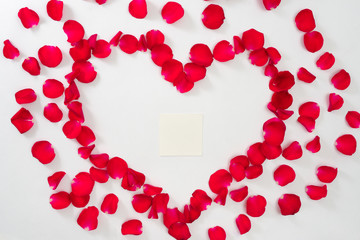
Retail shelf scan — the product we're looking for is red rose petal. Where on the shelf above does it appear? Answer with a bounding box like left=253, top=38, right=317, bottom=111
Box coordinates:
left=146, top=30, right=165, bottom=50
left=230, top=186, right=248, bottom=202
left=92, top=40, right=111, bottom=58
left=275, top=109, right=294, bottom=120
left=138, top=34, right=147, bottom=52
left=189, top=43, right=213, bottom=67
left=70, top=40, right=91, bottom=62
left=71, top=172, right=95, bottom=196
left=233, top=36, right=245, bottom=54
left=242, top=29, right=265, bottom=51
left=89, top=167, right=109, bottom=183
left=183, top=204, right=201, bottom=223
left=77, top=206, right=99, bottom=231
left=122, top=219, right=143, bottom=235
left=208, top=226, right=226, bottom=240
left=15, top=88, right=37, bottom=104
left=274, top=165, right=296, bottom=186
left=143, top=184, right=163, bottom=196
left=271, top=91, right=293, bottom=110
left=63, top=20, right=85, bottom=44
left=18, top=7, right=39, bottom=29
left=269, top=71, right=295, bottom=92
left=38, top=45, right=62, bottom=68
left=263, top=117, right=286, bottom=145
left=161, top=59, right=183, bottom=83
left=151, top=44, right=173, bottom=66
left=295, top=9, right=316, bottom=32
left=22, top=57, right=41, bottom=76
left=70, top=192, right=90, bottom=208
left=213, top=40, right=235, bottom=62
left=266, top=47, right=281, bottom=64
left=184, top=63, right=206, bottom=82
left=247, top=142, right=266, bottom=165
left=209, top=169, right=233, bottom=194
left=62, top=120, right=82, bottom=139
left=64, top=81, right=80, bottom=105
left=162, top=2, right=184, bottom=24
left=50, top=191, right=71, bottom=210
left=328, top=93, right=344, bottom=112
left=190, top=189, right=212, bottom=211
left=101, top=193, right=119, bottom=214
left=107, top=157, right=128, bottom=179
left=246, top=195, right=267, bottom=217
left=282, top=141, right=303, bottom=160
left=297, top=67, right=316, bottom=83
left=335, top=134, right=357, bottom=156
left=245, top=165, right=263, bottom=179
left=174, top=72, right=194, bottom=93
left=67, top=101, right=84, bottom=123
left=72, top=61, right=97, bottom=83
left=3, top=40, right=20, bottom=59
left=148, top=193, right=169, bottom=219
left=129, top=0, right=147, bottom=19
left=31, top=141, right=55, bottom=164
left=11, top=108, right=34, bottom=134
left=119, top=34, right=139, bottom=54
left=249, top=48, right=269, bottom=67
left=229, top=156, right=247, bottom=181
left=163, top=208, right=184, bottom=228
left=44, top=103, right=63, bottom=122
left=304, top=31, right=324, bottom=53
left=306, top=136, right=321, bottom=153
left=202, top=4, right=225, bottom=30
left=96, top=0, right=107, bottom=5
left=316, top=166, right=338, bottom=183
left=306, top=185, right=327, bottom=200
left=43, top=79, right=64, bottom=99
left=316, top=52, right=335, bottom=70
left=168, top=222, right=191, bottom=240
left=236, top=214, right=251, bottom=235
left=78, top=144, right=95, bottom=159
left=297, top=116, right=316, bottom=132
left=262, top=0, right=281, bottom=10
left=89, top=153, right=109, bottom=168
left=346, top=111, right=360, bottom=128
left=132, top=194, right=152, bottom=213
left=214, top=188, right=228, bottom=206
left=264, top=64, right=278, bottom=78
left=47, top=0, right=63, bottom=21
left=299, top=101, right=320, bottom=119
left=331, top=69, right=351, bottom=90
left=278, top=194, right=301, bottom=215
left=48, top=171, right=66, bottom=190
left=121, top=168, right=146, bottom=191
left=87, top=34, right=97, bottom=50
left=261, top=141, right=282, bottom=160
left=110, top=31, right=123, bottom=47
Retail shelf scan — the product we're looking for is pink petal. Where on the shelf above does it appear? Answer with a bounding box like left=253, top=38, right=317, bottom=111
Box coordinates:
left=50, top=191, right=71, bottom=210
left=189, top=43, right=213, bottom=67
left=71, top=172, right=95, bottom=196
left=242, top=29, right=265, bottom=51
left=72, top=61, right=97, bottom=83
left=208, top=226, right=226, bottom=240
left=245, top=165, right=263, bottom=179
left=38, top=45, right=62, bottom=68
left=264, top=64, right=278, bottom=77
left=119, top=34, right=139, bottom=54
left=278, top=194, right=301, bottom=215
left=209, top=169, right=233, bottom=194
left=233, top=36, right=245, bottom=54
left=22, top=57, right=41, bottom=76
left=229, top=156, right=247, bottom=182
left=145, top=30, right=165, bottom=50
left=230, top=186, right=248, bottom=202
left=48, top=171, right=66, bottom=190
left=213, top=40, right=235, bottom=62
left=306, top=185, right=327, bottom=200
left=107, top=157, right=128, bottom=179
left=261, top=141, right=282, bottom=160
left=174, top=72, right=194, bottom=93
left=273, top=165, right=295, bottom=186
left=236, top=214, right=251, bottom=235
left=101, top=193, right=119, bottom=214
left=3, top=40, right=20, bottom=59
left=143, top=184, right=163, bottom=196
left=190, top=189, right=212, bottom=211
left=316, top=52, right=335, bottom=70
left=214, top=188, right=228, bottom=206
left=132, top=194, right=152, bottom=213
left=64, top=81, right=80, bottom=105
left=316, top=166, right=338, bottom=183
left=246, top=195, right=267, bottom=217
left=62, top=120, right=81, bottom=139
left=92, top=40, right=111, bottom=58
left=266, top=47, right=281, bottom=64
left=331, top=69, right=351, bottom=90
left=11, top=108, right=34, bottom=134
left=148, top=193, right=169, bottom=219
left=282, top=141, right=303, bottom=160
left=44, top=103, right=63, bottom=122
left=161, top=59, right=183, bottom=82
left=110, top=31, right=123, bottom=47
left=168, top=223, right=191, bottom=240
left=249, top=48, right=268, bottom=66
left=67, top=101, right=84, bottom=123
left=162, top=2, right=184, bottom=24
left=247, top=142, right=266, bottom=165
left=328, top=93, right=344, bottom=112
left=346, top=111, right=360, bottom=128
left=183, top=204, right=201, bottom=223
left=201, top=4, right=225, bottom=30
left=335, top=134, right=357, bottom=156
left=18, top=7, right=39, bottom=29
left=262, top=0, right=281, bottom=10
left=263, top=117, right=286, bottom=145
left=138, top=34, right=147, bottom=52
left=31, top=141, right=55, bottom=164
left=78, top=144, right=95, bottom=159
left=70, top=192, right=90, bottom=208
left=15, top=88, right=37, bottom=104
left=63, top=20, right=84, bottom=44
left=121, top=168, right=146, bottom=191
left=89, top=153, right=109, bottom=168
left=47, top=0, right=63, bottom=21
left=43, top=79, right=64, bottom=99
left=297, top=67, right=316, bottom=83
left=297, top=116, right=316, bottom=132
left=306, top=136, right=321, bottom=153
left=295, top=9, right=316, bottom=32
left=304, top=31, right=324, bottom=53
left=129, top=0, right=147, bottom=19
left=70, top=40, right=91, bottom=62
left=151, top=44, right=173, bottom=66
left=89, top=167, right=109, bottom=183
left=299, top=101, right=320, bottom=119
left=77, top=206, right=99, bottom=231
left=184, top=63, right=206, bottom=82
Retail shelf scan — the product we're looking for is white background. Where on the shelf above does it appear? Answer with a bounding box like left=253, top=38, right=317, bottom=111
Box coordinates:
left=0, top=0, right=360, bottom=239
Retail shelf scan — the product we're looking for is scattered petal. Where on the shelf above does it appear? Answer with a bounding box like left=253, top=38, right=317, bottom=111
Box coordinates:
left=174, top=72, right=194, bottom=93
left=31, top=141, right=55, bottom=164
left=67, top=101, right=84, bottom=123
left=132, top=194, right=152, bottom=213
left=151, top=44, right=173, bottom=66
left=50, top=191, right=71, bottom=210
left=233, top=36, right=245, bottom=54
left=242, top=29, right=264, bottom=51
left=209, top=169, right=232, bottom=194
left=70, top=192, right=90, bottom=208
left=249, top=48, right=268, bottom=66
left=247, top=142, right=266, bottom=165
left=121, top=168, right=146, bottom=191
left=230, top=186, right=248, bottom=202
left=190, top=189, right=212, bottom=211
left=64, top=81, right=80, bottom=105
left=317, top=166, right=338, bottom=183
left=43, top=79, right=64, bottom=99
left=316, top=52, right=335, bottom=70
left=107, top=157, right=128, bottom=179
left=162, top=2, right=184, bottom=24
left=264, top=64, right=278, bottom=77
left=77, top=206, right=99, bottom=231
left=263, top=117, right=286, bottom=145
left=229, top=156, right=247, bottom=181
left=63, top=20, right=85, bottom=44
left=213, top=40, right=235, bottom=62
left=274, top=165, right=296, bottom=186
left=78, top=144, right=95, bottom=159
left=208, top=226, right=226, bottom=240
left=306, top=136, right=321, bottom=153
left=163, top=208, right=184, bottom=228
left=278, top=194, right=301, bottom=215
left=38, top=45, right=62, bottom=68
left=297, top=116, right=316, bottom=132
left=246, top=195, right=267, bottom=217
left=143, top=184, right=163, bottom=196
left=71, top=172, right=95, bottom=196
left=110, top=31, right=123, bottom=47
left=346, top=111, right=360, bottom=128
left=266, top=47, right=281, bottom=64
left=129, top=0, right=147, bottom=19
left=11, top=108, right=34, bottom=134
left=146, top=30, right=165, bottom=50
left=183, top=204, right=201, bottom=223
left=282, top=141, right=303, bottom=160
left=295, top=9, right=316, bottom=32
left=15, top=88, right=37, bottom=104
left=89, top=167, right=109, bottom=183
left=214, top=188, right=228, bottom=206
left=22, top=57, right=41, bottom=76
left=297, top=67, right=316, bottom=83
left=119, top=34, right=139, bottom=54
left=299, top=101, right=320, bottom=119
left=261, top=141, right=282, bottom=160
left=184, top=63, right=206, bottom=82
left=18, top=7, right=39, bottom=29
left=92, top=40, right=111, bottom=58
left=201, top=4, right=225, bottom=30
left=48, top=171, right=66, bottom=190
left=328, top=93, right=344, bottom=112
left=269, top=71, right=295, bottom=92
left=101, top=193, right=119, bottom=214
left=306, top=185, right=327, bottom=200
left=3, top=40, right=20, bottom=59
left=236, top=214, right=251, bottom=235
left=245, top=165, right=263, bottom=179
left=262, top=0, right=281, bottom=11
left=189, top=43, right=213, bottom=67
left=89, top=153, right=109, bottom=168
left=331, top=69, right=351, bottom=90
left=271, top=91, right=293, bottom=110
left=138, top=34, right=147, bottom=52
left=148, top=193, right=169, bottom=219
left=62, top=120, right=82, bottom=139
left=44, top=103, right=63, bottom=122
left=72, top=61, right=97, bottom=83
left=335, top=134, right=357, bottom=156
left=304, top=31, right=324, bottom=53
left=168, top=222, right=191, bottom=240
left=47, top=0, right=63, bottom=21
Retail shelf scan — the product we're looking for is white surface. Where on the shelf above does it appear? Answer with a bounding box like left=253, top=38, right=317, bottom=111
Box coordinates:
left=159, top=114, right=203, bottom=156
left=0, top=0, right=360, bottom=240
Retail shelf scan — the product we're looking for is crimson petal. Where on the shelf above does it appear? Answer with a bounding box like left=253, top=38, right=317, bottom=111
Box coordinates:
left=242, top=29, right=265, bottom=51
left=71, top=172, right=95, bottom=196
left=264, top=64, right=278, bottom=78
left=168, top=222, right=191, bottom=240
left=164, top=208, right=184, bottom=228
left=32, top=141, right=55, bottom=164
left=77, top=206, right=99, bottom=231
left=282, top=141, right=302, bottom=160
left=162, top=2, right=184, bottom=24
left=78, top=144, right=95, bottom=159
left=47, top=0, right=63, bottom=21
left=70, top=193, right=90, bottom=208
left=138, top=34, right=147, bottom=52
left=263, top=117, right=286, bottom=145
left=38, top=45, right=62, bottom=68
left=328, top=93, right=344, bottom=112
left=89, top=167, right=109, bottom=183
left=143, top=184, right=163, bottom=196
left=101, top=193, right=119, bottom=214
left=161, top=59, right=183, bottom=83
left=183, top=204, right=201, bottom=223
left=331, top=69, right=351, bottom=90
left=15, top=88, right=37, bottom=104
left=122, top=219, right=143, bottom=235
left=213, top=40, right=235, bottom=62
left=44, top=103, right=63, bottom=122
left=18, top=7, right=39, bottom=29
left=201, top=4, right=225, bottom=30
left=132, top=194, right=152, bottom=213
left=233, top=36, right=245, bottom=54
left=262, top=0, right=281, bottom=11
left=306, top=136, right=321, bottom=153
left=50, top=191, right=71, bottom=210
left=266, top=47, right=281, bottom=64
left=189, top=43, right=213, bottom=67
left=129, top=0, right=147, bottom=19
left=306, top=185, right=327, bottom=200
left=92, top=40, right=111, bottom=58
left=247, top=142, right=266, bottom=165
left=274, top=165, right=295, bottom=186
left=304, top=31, right=324, bottom=53
left=107, top=157, right=128, bottom=179
left=249, top=48, right=268, bottom=67
left=316, top=52, right=335, bottom=70
left=230, top=186, right=248, bottom=202
left=146, top=30, right=165, bottom=50
left=236, top=214, right=251, bottom=235
left=269, top=71, right=295, bottom=92
left=208, top=226, right=226, bottom=240
left=278, top=194, right=301, bottom=215
left=63, top=20, right=84, bottom=44
left=119, top=34, right=139, bottom=54
left=67, top=101, right=84, bottom=123
left=3, top=40, right=20, bottom=59
left=151, top=44, right=173, bottom=66
left=297, top=67, right=316, bottom=83
left=245, top=165, right=263, bottom=179
left=190, top=190, right=212, bottom=211
left=209, top=169, right=232, bottom=194
left=43, top=79, right=64, bottom=99
left=346, top=111, right=360, bottom=128
left=214, top=188, right=228, bottom=206
left=11, top=108, right=34, bottom=134
left=246, top=195, right=267, bottom=217
left=174, top=73, right=194, bottom=93
left=110, top=31, right=123, bottom=47
left=271, top=91, right=293, bottom=110
left=22, top=57, right=41, bottom=76
left=299, top=101, right=320, bottom=119
left=261, top=141, right=282, bottom=160
left=89, top=153, right=109, bottom=168
left=295, top=9, right=316, bottom=32
left=297, top=116, right=316, bottom=132
left=121, top=168, right=146, bottom=191
left=70, top=40, right=91, bottom=62
left=317, top=166, right=337, bottom=183
left=72, top=61, right=97, bottom=83
left=64, top=81, right=80, bottom=105
left=229, top=156, right=247, bottom=182
left=335, top=134, right=357, bottom=156
left=48, top=171, right=65, bottom=190
left=148, top=193, right=169, bottom=219
left=62, top=120, right=81, bottom=139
